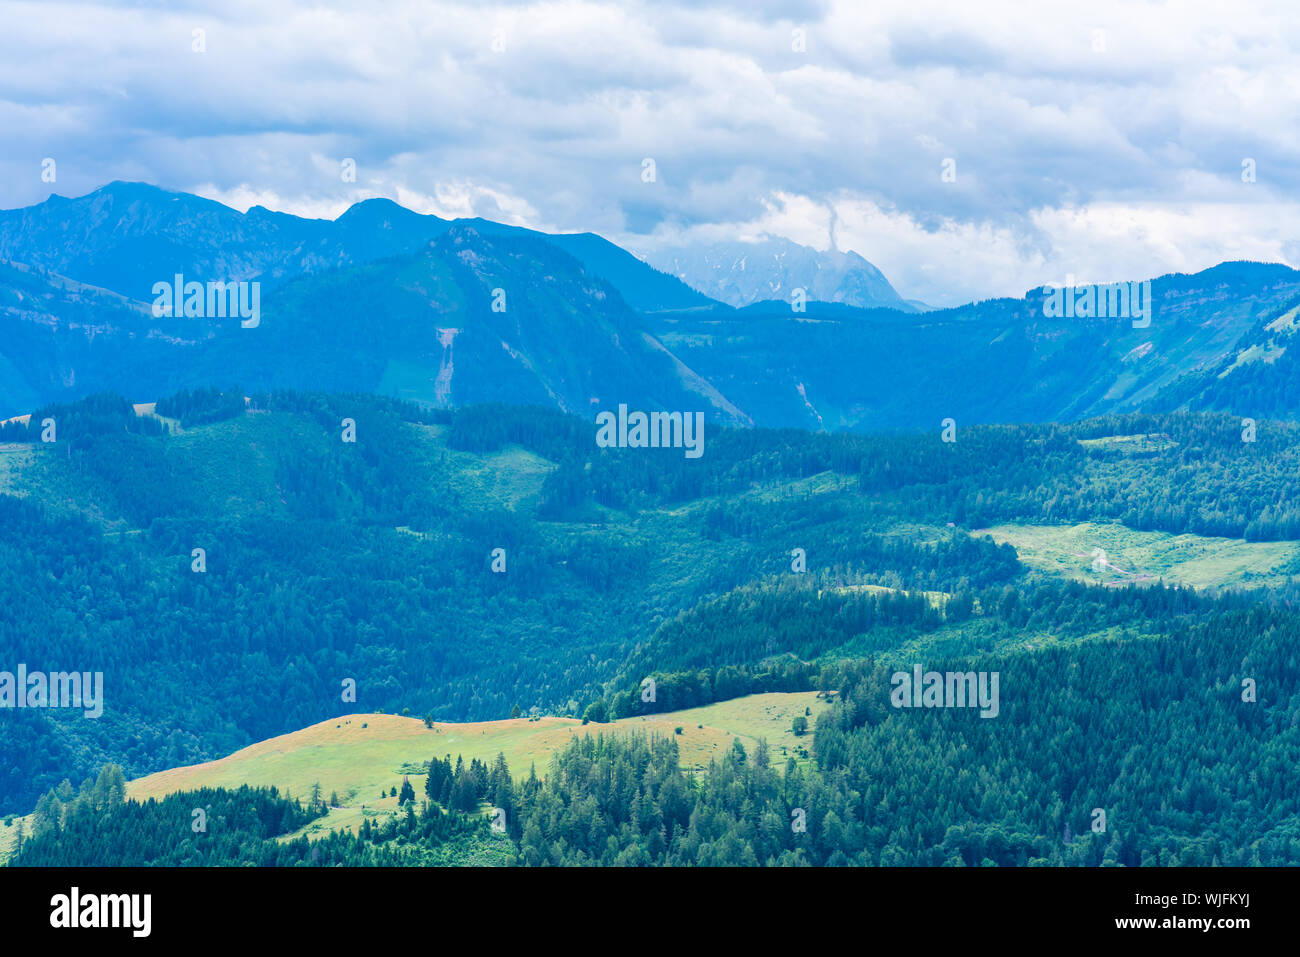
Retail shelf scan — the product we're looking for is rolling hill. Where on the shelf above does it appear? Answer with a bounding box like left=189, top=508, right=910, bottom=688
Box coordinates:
left=4, top=390, right=1299, bottom=819
left=0, top=691, right=827, bottom=861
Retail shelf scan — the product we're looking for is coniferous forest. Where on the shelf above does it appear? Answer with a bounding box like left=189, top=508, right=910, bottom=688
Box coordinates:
left=3, top=391, right=1299, bottom=868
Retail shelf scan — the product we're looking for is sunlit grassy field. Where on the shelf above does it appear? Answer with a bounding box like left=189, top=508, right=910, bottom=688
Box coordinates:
left=73, top=691, right=831, bottom=844
left=976, top=521, right=1299, bottom=591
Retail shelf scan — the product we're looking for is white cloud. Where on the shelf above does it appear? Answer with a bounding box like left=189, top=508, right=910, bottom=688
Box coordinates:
left=2, top=0, right=1299, bottom=305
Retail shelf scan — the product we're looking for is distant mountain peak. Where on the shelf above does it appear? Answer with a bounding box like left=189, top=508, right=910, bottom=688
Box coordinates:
left=639, top=235, right=915, bottom=312
left=337, top=196, right=439, bottom=227
left=90, top=181, right=197, bottom=204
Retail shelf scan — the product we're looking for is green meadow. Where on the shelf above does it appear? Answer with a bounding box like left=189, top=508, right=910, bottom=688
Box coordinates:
left=976, top=521, right=1300, bottom=591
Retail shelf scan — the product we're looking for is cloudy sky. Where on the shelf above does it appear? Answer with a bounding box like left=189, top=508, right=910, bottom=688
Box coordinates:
left=1, top=0, right=1298, bottom=306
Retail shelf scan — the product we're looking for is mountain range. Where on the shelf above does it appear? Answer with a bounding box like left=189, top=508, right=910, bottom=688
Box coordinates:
left=638, top=236, right=923, bottom=312
left=3, top=182, right=1299, bottom=429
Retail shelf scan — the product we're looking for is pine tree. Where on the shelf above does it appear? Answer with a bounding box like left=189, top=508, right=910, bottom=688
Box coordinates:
left=32, top=792, right=61, bottom=837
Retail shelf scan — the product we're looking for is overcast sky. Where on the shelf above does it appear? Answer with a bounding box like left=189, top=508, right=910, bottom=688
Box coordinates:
left=1, top=0, right=1298, bottom=306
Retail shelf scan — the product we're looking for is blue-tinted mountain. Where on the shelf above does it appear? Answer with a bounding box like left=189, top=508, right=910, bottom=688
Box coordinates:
left=0, top=224, right=742, bottom=421
left=0, top=183, right=712, bottom=314
left=4, top=185, right=1300, bottom=430
left=644, top=260, right=1300, bottom=430
left=640, top=237, right=916, bottom=312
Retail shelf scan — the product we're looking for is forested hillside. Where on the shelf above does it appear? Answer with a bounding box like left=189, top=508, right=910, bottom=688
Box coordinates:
left=15, top=600, right=1299, bottom=866
left=3, top=390, right=1299, bottom=826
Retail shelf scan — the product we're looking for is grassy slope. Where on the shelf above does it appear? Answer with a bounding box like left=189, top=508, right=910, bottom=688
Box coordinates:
left=0, top=691, right=825, bottom=856
left=73, top=692, right=820, bottom=846
left=976, top=521, right=1299, bottom=590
